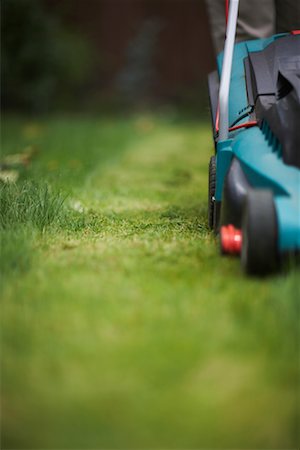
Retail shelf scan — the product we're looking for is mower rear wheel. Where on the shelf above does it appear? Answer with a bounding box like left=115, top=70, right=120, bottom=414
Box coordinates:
left=241, top=189, right=279, bottom=275
left=208, top=155, right=216, bottom=230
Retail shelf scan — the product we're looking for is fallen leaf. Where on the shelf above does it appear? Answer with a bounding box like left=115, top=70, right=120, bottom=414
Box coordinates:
left=47, top=160, right=59, bottom=171
left=0, top=170, right=19, bottom=183
left=22, top=123, right=44, bottom=139
left=61, top=240, right=78, bottom=250
left=69, top=200, right=85, bottom=213
left=1, top=146, right=38, bottom=169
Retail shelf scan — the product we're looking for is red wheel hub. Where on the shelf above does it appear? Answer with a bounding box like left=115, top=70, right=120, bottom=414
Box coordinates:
left=221, top=225, right=242, bottom=255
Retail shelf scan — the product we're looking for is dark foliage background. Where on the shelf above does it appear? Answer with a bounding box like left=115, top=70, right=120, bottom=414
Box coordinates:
left=1, top=0, right=215, bottom=113
left=1, top=0, right=92, bottom=111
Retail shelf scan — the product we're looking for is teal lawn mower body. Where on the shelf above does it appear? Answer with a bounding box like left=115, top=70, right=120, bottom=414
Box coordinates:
left=208, top=32, right=300, bottom=274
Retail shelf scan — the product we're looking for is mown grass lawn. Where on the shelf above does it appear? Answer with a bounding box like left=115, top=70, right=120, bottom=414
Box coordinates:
left=1, top=113, right=299, bottom=449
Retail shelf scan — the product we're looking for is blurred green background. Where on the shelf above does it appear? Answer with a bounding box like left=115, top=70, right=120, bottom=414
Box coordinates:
left=1, top=1, right=299, bottom=449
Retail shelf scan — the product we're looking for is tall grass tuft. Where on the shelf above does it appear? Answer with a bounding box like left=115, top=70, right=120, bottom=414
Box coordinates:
left=0, top=181, right=66, bottom=279
left=0, top=181, right=66, bottom=231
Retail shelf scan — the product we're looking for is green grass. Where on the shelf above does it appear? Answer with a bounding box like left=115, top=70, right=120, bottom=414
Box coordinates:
left=1, top=113, right=299, bottom=449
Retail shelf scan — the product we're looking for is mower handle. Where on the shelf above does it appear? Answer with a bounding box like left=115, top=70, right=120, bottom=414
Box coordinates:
left=218, top=0, right=239, bottom=141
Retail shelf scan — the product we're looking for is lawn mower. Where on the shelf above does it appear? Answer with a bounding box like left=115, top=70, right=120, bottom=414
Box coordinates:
left=207, top=0, right=300, bottom=275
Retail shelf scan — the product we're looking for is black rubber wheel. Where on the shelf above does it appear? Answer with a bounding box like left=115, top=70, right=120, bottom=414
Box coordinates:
left=208, top=155, right=216, bottom=229
left=241, top=189, right=279, bottom=275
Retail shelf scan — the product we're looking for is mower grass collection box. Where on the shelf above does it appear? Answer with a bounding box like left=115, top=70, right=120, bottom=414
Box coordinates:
left=207, top=31, right=300, bottom=275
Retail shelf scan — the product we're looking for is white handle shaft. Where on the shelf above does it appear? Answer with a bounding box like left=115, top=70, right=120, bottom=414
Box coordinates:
left=218, top=0, right=239, bottom=141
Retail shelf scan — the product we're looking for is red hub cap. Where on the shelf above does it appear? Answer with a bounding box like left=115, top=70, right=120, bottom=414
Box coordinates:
left=221, top=225, right=242, bottom=255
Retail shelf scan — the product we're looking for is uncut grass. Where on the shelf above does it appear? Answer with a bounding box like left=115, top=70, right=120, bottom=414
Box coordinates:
left=0, top=181, right=66, bottom=277
left=1, top=115, right=299, bottom=449
left=0, top=182, right=66, bottom=230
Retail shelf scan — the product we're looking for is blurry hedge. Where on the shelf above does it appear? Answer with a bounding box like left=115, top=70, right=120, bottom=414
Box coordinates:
left=1, top=0, right=93, bottom=112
